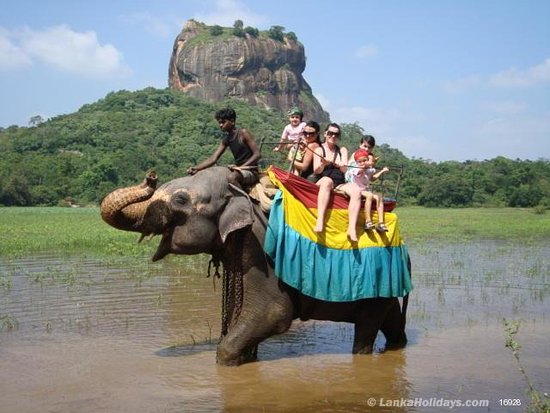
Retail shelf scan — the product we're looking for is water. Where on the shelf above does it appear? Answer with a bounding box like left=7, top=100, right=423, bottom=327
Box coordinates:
left=1, top=241, right=549, bottom=412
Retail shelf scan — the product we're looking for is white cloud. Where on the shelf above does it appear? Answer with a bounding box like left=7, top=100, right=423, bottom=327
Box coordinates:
left=0, top=25, right=130, bottom=78
left=192, top=0, right=267, bottom=27
left=490, top=57, right=550, bottom=87
left=355, top=44, right=377, bottom=59
left=479, top=100, right=526, bottom=116
left=0, top=27, right=32, bottom=69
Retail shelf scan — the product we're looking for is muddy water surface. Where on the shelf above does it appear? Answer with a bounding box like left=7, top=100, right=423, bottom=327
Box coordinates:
left=1, top=241, right=549, bottom=412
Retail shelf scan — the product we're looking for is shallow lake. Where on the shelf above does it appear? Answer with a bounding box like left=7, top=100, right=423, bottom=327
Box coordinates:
left=1, top=241, right=549, bottom=412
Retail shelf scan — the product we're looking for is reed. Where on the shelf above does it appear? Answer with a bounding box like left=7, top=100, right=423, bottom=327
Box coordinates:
left=503, top=319, right=550, bottom=413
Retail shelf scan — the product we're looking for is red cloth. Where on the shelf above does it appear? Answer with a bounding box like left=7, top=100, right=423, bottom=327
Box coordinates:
left=268, top=166, right=396, bottom=211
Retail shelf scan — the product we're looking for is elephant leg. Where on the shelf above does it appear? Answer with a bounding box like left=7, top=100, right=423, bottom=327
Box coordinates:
left=352, top=298, right=389, bottom=354
left=352, top=323, right=377, bottom=354
left=380, top=298, right=407, bottom=350
left=216, top=310, right=293, bottom=366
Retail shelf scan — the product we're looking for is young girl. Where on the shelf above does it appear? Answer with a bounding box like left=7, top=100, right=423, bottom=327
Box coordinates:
left=347, top=149, right=390, bottom=232
left=273, top=107, right=306, bottom=157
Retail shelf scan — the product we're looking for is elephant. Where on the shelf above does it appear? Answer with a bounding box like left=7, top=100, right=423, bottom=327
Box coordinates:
left=100, top=166, right=409, bottom=366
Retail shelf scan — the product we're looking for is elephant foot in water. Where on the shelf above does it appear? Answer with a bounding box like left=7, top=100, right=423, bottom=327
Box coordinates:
left=352, top=332, right=407, bottom=354
left=216, top=340, right=259, bottom=366
left=383, top=332, right=408, bottom=351
left=352, top=342, right=375, bottom=355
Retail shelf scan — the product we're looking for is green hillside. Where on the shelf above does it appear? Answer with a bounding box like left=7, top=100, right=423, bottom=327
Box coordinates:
left=1, top=87, right=549, bottom=209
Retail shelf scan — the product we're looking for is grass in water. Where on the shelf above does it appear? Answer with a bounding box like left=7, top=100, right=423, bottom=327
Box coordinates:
left=503, top=319, right=550, bottom=413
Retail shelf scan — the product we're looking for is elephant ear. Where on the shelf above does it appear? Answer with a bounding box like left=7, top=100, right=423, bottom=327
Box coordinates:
left=219, top=184, right=254, bottom=243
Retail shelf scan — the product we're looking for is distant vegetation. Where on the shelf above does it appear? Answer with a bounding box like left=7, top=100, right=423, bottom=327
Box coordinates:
left=1, top=87, right=549, bottom=209
left=188, top=19, right=299, bottom=45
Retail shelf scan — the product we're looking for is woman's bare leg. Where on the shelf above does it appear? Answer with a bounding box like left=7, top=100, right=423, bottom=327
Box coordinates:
left=341, top=183, right=362, bottom=241
left=314, top=177, right=334, bottom=233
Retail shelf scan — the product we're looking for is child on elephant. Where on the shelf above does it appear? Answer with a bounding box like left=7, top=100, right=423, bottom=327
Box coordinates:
left=187, top=107, right=261, bottom=186
left=273, top=107, right=306, bottom=153
left=346, top=149, right=390, bottom=232
left=274, top=107, right=307, bottom=175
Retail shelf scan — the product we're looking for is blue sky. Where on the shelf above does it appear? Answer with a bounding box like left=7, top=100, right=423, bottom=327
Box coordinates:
left=1, top=0, right=549, bottom=162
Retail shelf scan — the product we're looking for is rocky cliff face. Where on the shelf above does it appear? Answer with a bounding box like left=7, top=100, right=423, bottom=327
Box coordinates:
left=168, top=20, right=330, bottom=123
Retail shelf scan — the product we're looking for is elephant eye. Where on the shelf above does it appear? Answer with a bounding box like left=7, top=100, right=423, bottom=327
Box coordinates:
left=173, top=192, right=189, bottom=204
left=171, top=191, right=191, bottom=212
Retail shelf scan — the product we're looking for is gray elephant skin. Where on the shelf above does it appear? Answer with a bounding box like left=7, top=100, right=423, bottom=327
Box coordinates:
left=100, top=167, right=408, bottom=366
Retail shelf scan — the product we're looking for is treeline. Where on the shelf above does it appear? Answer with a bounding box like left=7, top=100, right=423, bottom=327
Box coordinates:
left=0, top=87, right=549, bottom=209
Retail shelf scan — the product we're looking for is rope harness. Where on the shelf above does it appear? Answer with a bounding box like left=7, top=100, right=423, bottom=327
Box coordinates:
left=207, top=255, right=243, bottom=337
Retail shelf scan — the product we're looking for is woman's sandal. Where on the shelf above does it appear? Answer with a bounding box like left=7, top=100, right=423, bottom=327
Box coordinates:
left=376, top=223, right=389, bottom=232
left=364, top=222, right=375, bottom=230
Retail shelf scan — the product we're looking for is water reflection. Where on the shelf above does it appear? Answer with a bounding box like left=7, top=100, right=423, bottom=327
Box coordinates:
left=217, top=350, right=410, bottom=413
left=1, top=240, right=549, bottom=412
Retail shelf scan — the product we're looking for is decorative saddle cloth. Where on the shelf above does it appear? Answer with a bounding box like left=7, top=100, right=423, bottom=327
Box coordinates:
left=263, top=166, right=412, bottom=302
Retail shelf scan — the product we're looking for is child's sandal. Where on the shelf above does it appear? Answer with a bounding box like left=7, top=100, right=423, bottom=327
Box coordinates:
left=376, top=223, right=389, bottom=232
left=364, top=222, right=375, bottom=230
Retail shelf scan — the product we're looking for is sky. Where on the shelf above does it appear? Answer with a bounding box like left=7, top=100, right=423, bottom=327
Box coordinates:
left=1, top=0, right=549, bottom=162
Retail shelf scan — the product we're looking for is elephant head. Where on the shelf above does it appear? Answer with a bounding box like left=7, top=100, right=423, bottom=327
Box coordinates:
left=100, top=167, right=256, bottom=261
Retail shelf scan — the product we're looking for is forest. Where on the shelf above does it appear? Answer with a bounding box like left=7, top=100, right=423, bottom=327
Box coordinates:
left=1, top=87, right=549, bottom=209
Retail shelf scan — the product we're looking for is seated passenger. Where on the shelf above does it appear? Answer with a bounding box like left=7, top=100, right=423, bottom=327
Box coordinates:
left=346, top=149, right=390, bottom=232
left=187, top=107, right=261, bottom=187
left=273, top=107, right=306, bottom=153
left=312, top=123, right=363, bottom=242
left=292, top=120, right=322, bottom=179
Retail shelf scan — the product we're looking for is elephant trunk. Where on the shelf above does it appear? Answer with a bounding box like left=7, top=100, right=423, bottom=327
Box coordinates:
left=100, top=171, right=158, bottom=232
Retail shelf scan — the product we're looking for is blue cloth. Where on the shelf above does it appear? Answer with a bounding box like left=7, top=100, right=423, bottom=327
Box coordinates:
left=264, top=191, right=413, bottom=302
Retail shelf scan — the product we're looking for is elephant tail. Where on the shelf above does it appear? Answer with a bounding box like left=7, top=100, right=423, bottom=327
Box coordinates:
left=400, top=293, right=409, bottom=333
left=401, top=254, right=412, bottom=332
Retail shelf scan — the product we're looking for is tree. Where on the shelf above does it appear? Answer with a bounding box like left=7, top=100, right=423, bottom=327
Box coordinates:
left=0, top=174, right=32, bottom=206
left=418, top=175, right=474, bottom=207
left=268, top=26, right=285, bottom=42
left=233, top=20, right=244, bottom=37
left=285, top=31, right=298, bottom=42
left=508, top=185, right=542, bottom=207
left=210, top=25, right=223, bottom=36
left=244, top=26, right=259, bottom=37
left=29, top=115, right=44, bottom=127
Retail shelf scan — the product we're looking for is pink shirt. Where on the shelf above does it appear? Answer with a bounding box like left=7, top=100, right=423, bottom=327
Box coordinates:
left=283, top=122, right=306, bottom=143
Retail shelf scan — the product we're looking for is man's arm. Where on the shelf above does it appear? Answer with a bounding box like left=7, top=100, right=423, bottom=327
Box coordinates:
left=187, top=141, right=226, bottom=174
